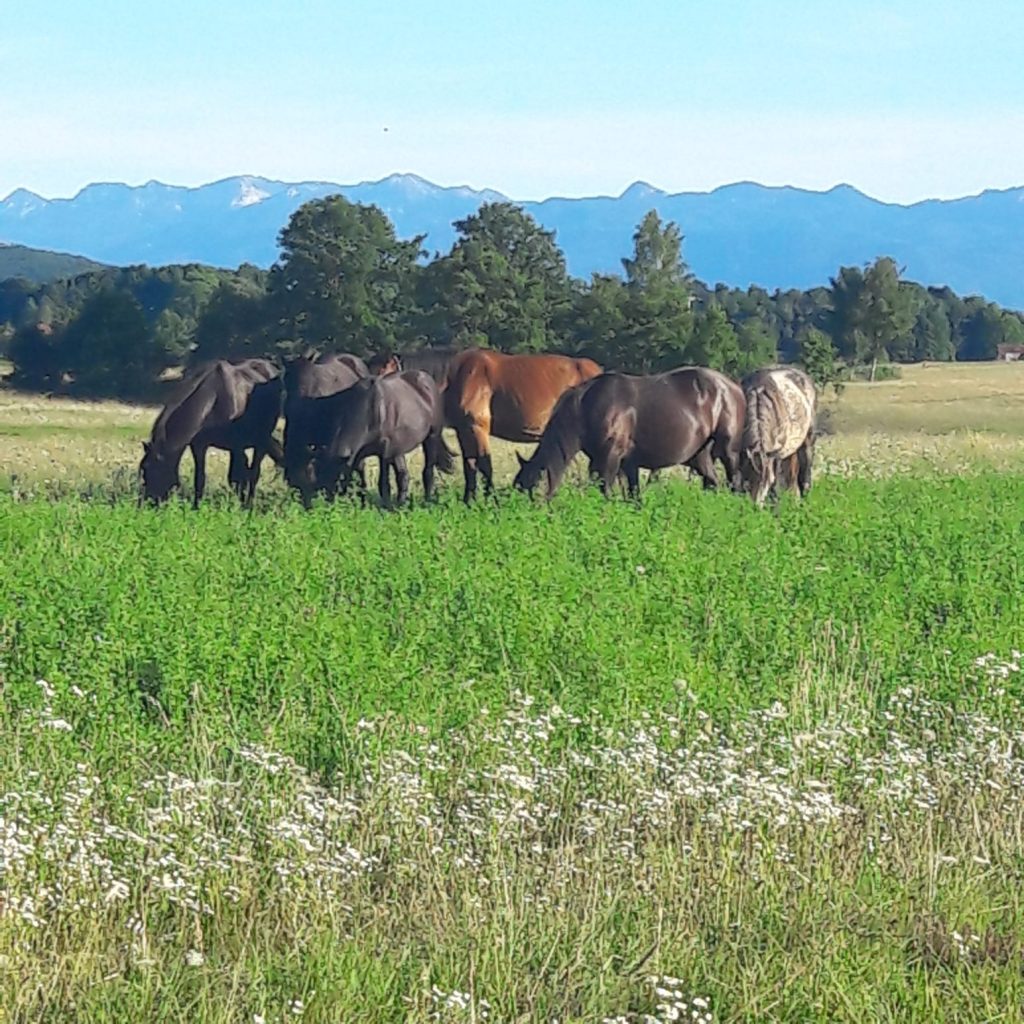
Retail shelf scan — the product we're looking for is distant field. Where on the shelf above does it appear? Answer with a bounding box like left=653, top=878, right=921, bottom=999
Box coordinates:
left=2, top=361, right=1024, bottom=1022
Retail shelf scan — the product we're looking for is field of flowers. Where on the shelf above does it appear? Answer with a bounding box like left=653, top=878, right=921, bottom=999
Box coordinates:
left=2, top=468, right=1024, bottom=1022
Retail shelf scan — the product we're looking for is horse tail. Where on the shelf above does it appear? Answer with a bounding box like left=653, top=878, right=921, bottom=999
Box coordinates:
left=742, top=385, right=773, bottom=455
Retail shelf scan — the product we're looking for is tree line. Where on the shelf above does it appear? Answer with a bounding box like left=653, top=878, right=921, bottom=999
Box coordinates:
left=2, top=196, right=1023, bottom=400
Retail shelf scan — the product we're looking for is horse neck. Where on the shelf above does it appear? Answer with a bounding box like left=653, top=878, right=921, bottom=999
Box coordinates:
left=535, top=399, right=582, bottom=491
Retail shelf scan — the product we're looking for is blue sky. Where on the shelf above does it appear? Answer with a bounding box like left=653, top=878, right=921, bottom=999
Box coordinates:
left=4, top=0, right=1023, bottom=202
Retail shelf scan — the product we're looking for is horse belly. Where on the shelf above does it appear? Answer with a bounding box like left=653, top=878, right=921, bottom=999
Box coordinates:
left=490, top=389, right=551, bottom=443
left=631, top=406, right=705, bottom=468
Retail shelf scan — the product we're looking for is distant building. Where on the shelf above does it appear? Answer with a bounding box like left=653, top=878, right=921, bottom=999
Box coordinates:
left=996, top=344, right=1024, bottom=362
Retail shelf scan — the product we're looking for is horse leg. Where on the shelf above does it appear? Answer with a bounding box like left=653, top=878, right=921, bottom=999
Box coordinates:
left=623, top=461, right=642, bottom=501
left=456, top=418, right=490, bottom=504
left=719, top=438, right=743, bottom=493
left=228, top=449, right=248, bottom=503
left=421, top=439, right=437, bottom=502
left=247, top=447, right=267, bottom=506
left=690, top=443, right=719, bottom=490
left=599, top=452, right=622, bottom=498
left=191, top=441, right=208, bottom=509
left=378, top=457, right=392, bottom=509
left=453, top=388, right=493, bottom=503
left=393, top=454, right=411, bottom=507
left=797, top=431, right=815, bottom=498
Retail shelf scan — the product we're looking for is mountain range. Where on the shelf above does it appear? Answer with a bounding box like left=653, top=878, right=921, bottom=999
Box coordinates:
left=2, top=174, right=1023, bottom=308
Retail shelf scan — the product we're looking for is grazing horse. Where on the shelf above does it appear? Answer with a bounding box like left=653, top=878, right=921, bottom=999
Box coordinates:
left=282, top=353, right=369, bottom=506
left=513, top=367, right=745, bottom=500
left=139, top=358, right=283, bottom=507
left=312, top=370, right=455, bottom=507
left=739, top=366, right=817, bottom=505
left=443, top=349, right=603, bottom=501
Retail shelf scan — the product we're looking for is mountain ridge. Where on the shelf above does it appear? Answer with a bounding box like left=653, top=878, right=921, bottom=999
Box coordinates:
left=2, top=174, right=1023, bottom=307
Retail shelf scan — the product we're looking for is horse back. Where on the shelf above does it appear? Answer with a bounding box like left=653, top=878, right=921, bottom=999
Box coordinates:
left=742, top=367, right=816, bottom=458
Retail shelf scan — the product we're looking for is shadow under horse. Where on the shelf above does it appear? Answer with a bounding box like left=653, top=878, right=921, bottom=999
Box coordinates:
left=139, top=358, right=284, bottom=507
left=513, top=366, right=746, bottom=500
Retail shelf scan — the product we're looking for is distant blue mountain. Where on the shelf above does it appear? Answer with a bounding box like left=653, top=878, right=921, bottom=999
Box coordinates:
left=2, top=173, right=1022, bottom=308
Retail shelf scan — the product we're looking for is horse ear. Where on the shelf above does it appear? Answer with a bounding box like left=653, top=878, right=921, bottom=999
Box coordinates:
left=516, top=452, right=527, bottom=468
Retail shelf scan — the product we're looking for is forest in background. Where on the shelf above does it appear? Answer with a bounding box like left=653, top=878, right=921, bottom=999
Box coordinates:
left=2, top=196, right=1023, bottom=400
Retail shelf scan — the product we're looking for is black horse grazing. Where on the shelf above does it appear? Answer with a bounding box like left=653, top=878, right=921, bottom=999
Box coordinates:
left=312, top=370, right=455, bottom=507
left=282, top=353, right=369, bottom=505
left=513, top=366, right=746, bottom=500
left=139, top=358, right=284, bottom=507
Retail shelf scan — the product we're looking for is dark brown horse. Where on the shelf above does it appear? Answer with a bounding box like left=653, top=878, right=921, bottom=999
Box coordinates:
left=139, top=358, right=284, bottom=507
left=443, top=349, right=603, bottom=501
left=312, top=370, right=455, bottom=506
left=282, top=352, right=369, bottom=505
left=740, top=366, right=817, bottom=505
left=367, top=347, right=469, bottom=388
left=513, top=366, right=745, bottom=500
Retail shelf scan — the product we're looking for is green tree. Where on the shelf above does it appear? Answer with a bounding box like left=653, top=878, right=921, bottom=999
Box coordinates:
left=9, top=324, right=62, bottom=390
left=617, top=210, right=695, bottom=371
left=61, top=290, right=160, bottom=396
left=829, top=257, right=914, bottom=380
left=268, top=195, right=423, bottom=356
left=568, top=273, right=629, bottom=367
left=957, top=304, right=1024, bottom=361
left=911, top=303, right=955, bottom=361
left=420, top=202, right=573, bottom=352
left=797, top=327, right=843, bottom=394
left=191, top=284, right=272, bottom=364
left=734, top=319, right=778, bottom=376
left=688, top=306, right=741, bottom=374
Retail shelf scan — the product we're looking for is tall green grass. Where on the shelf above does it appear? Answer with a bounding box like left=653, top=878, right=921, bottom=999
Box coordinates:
left=1, top=475, right=1023, bottom=1022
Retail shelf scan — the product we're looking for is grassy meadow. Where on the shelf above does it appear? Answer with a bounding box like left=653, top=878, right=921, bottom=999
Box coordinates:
left=1, top=362, right=1024, bottom=1022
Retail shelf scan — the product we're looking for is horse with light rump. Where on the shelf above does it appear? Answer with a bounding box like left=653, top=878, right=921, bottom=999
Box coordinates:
left=443, top=349, right=603, bottom=502
left=139, top=358, right=284, bottom=507
left=312, top=370, right=455, bottom=507
left=739, top=366, right=817, bottom=505
left=513, top=366, right=745, bottom=500
left=282, top=353, right=369, bottom=506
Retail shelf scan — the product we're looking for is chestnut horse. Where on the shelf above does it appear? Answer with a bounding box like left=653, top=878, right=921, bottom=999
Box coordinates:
left=739, top=366, right=817, bottom=505
left=443, top=349, right=603, bottom=501
left=513, top=366, right=745, bottom=500
left=139, top=358, right=283, bottom=507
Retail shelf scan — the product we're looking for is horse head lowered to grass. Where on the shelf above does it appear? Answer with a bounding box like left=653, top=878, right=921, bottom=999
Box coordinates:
left=513, top=366, right=746, bottom=500
left=139, top=358, right=283, bottom=507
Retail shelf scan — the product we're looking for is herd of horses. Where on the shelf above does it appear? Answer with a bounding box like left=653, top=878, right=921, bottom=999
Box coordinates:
left=138, top=347, right=818, bottom=509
